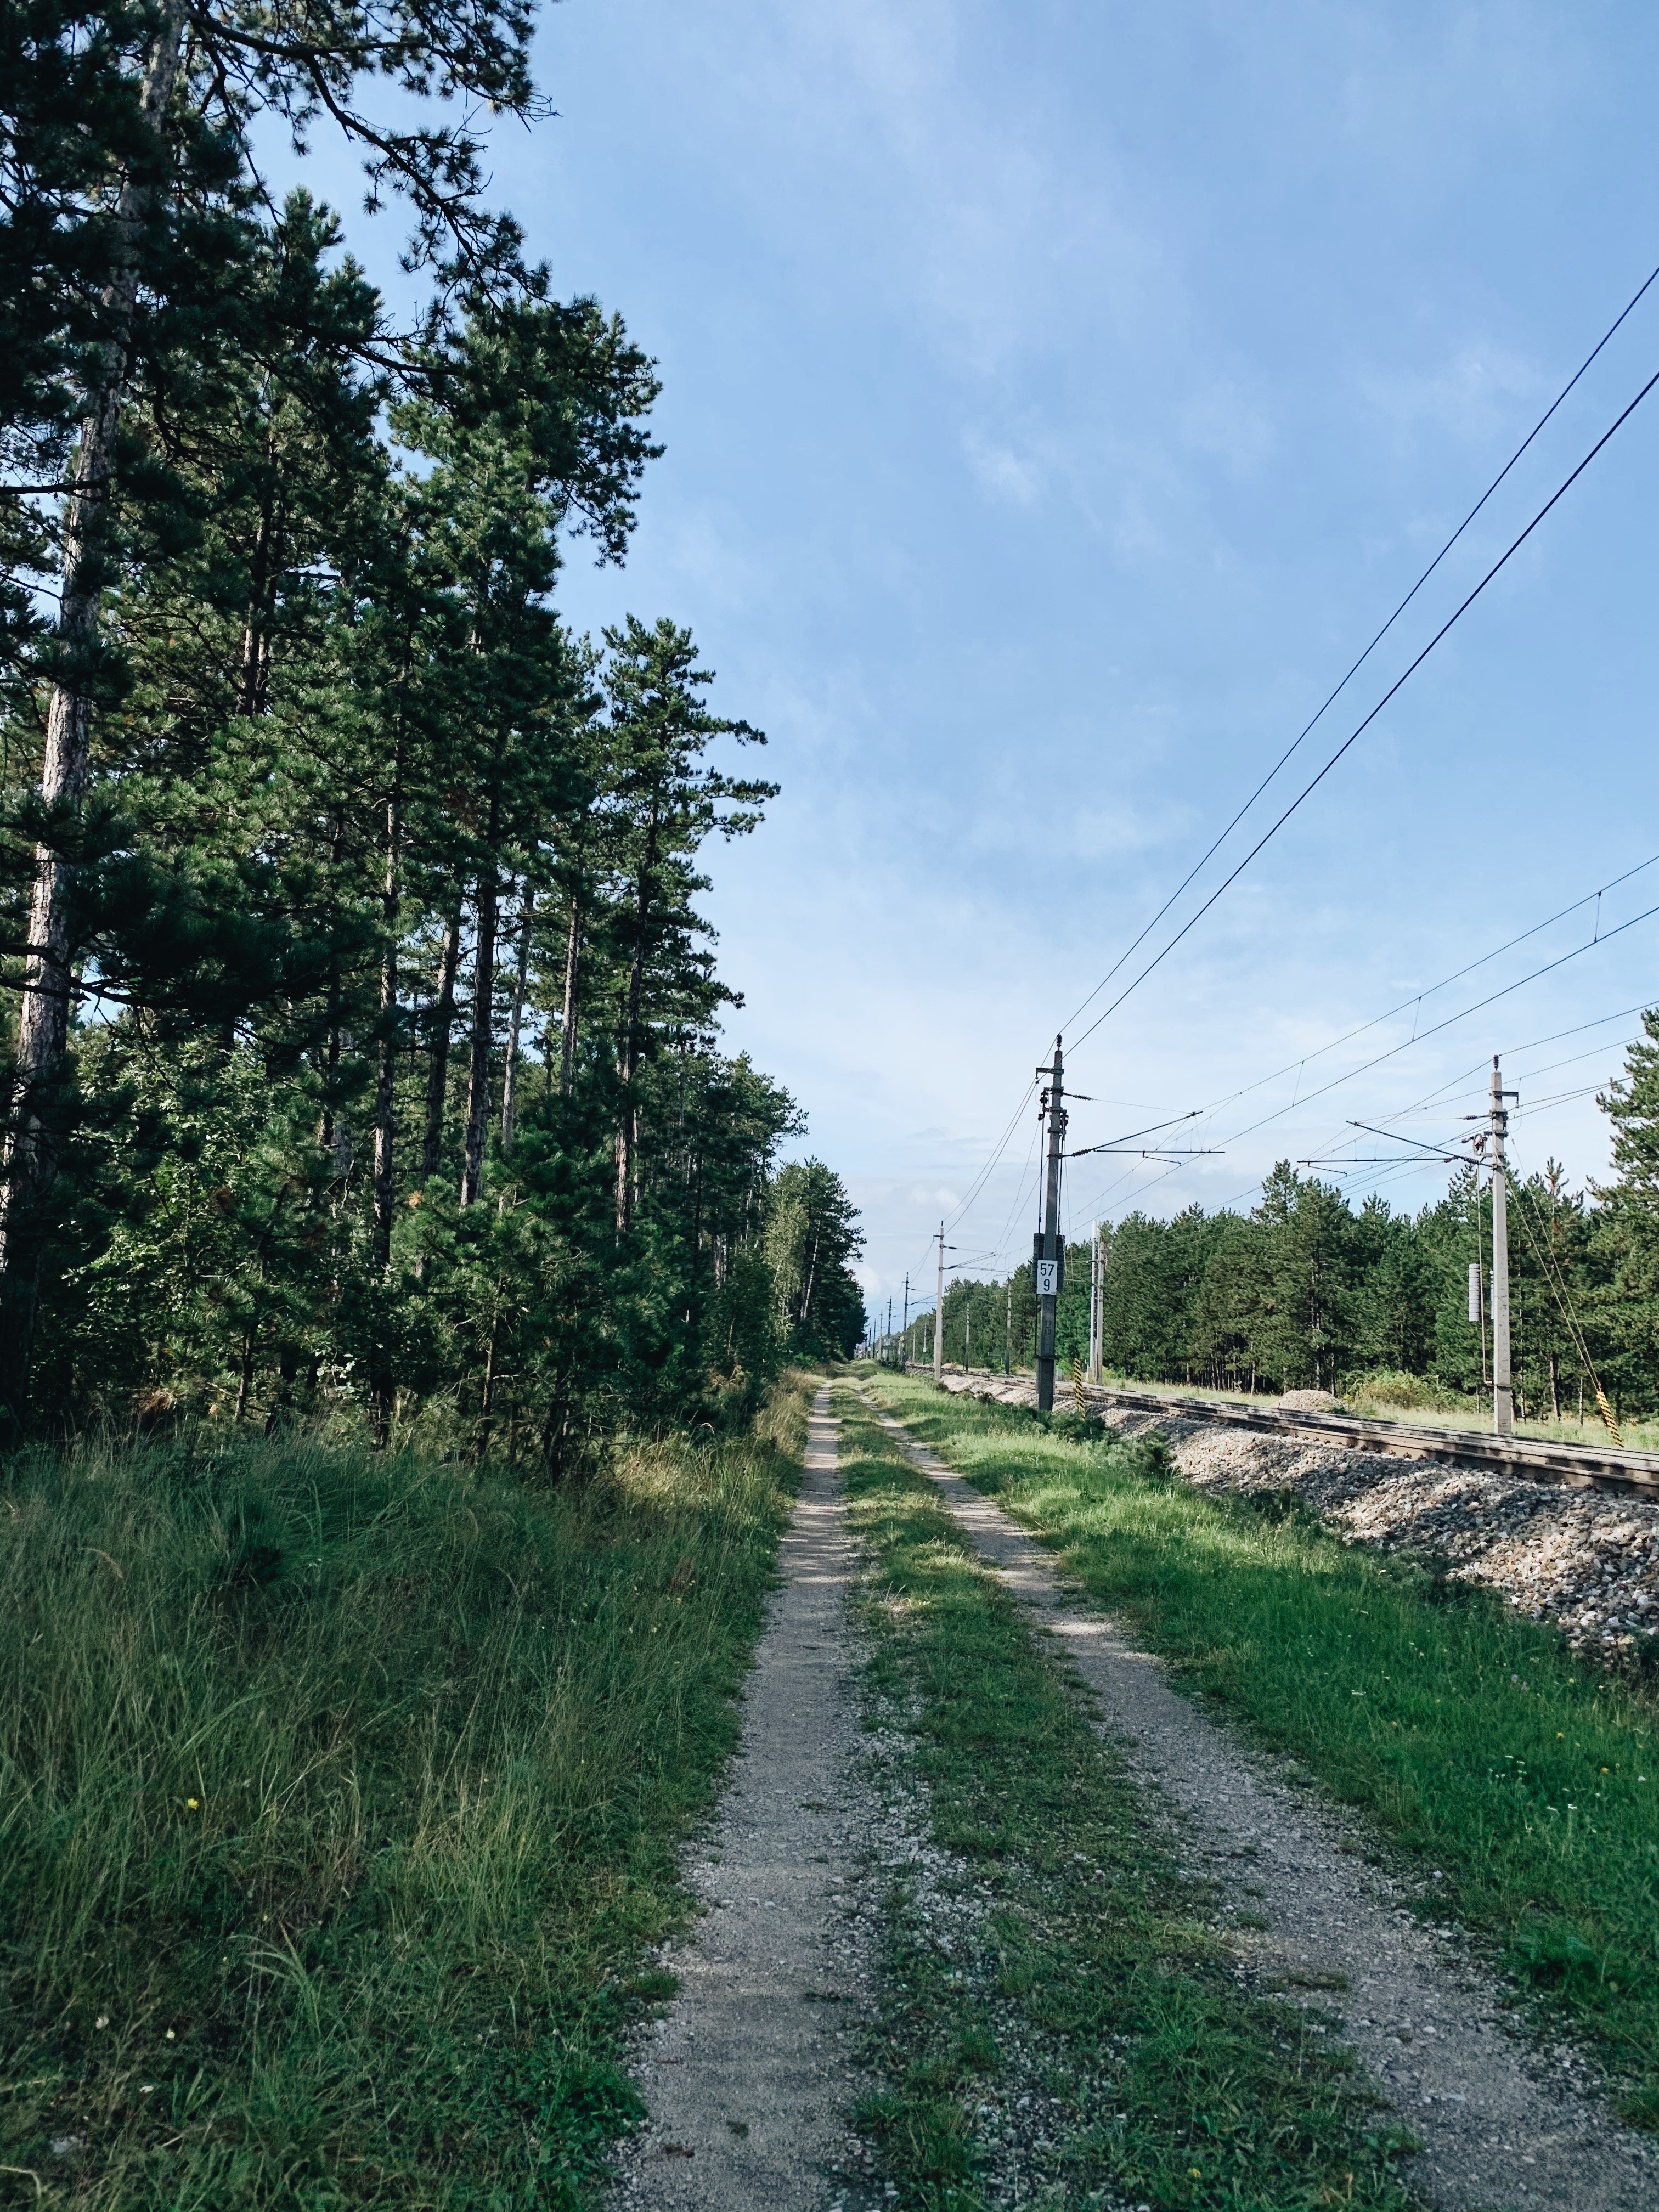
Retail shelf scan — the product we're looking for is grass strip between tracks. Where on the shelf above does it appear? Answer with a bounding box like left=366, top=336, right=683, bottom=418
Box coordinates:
left=0, top=1373, right=815, bottom=2210
left=857, top=1364, right=1659, bottom=2131
left=835, top=1383, right=1418, bottom=2212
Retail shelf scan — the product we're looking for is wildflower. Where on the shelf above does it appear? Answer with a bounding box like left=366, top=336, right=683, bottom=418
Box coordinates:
left=186, top=1798, right=200, bottom=1812
left=94, top=2015, right=108, bottom=2030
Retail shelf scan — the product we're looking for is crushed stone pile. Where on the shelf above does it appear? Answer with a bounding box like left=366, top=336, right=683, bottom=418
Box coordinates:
left=932, top=1369, right=1659, bottom=1668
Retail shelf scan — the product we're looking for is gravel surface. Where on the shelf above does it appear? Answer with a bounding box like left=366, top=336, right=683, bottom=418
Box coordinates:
left=870, top=1392, right=1657, bottom=2211
left=939, top=1371, right=1659, bottom=1666
left=612, top=1387, right=882, bottom=2212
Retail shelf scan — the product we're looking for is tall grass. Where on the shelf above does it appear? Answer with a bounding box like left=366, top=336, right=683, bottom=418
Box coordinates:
left=0, top=1373, right=812, bottom=2208
left=861, top=1368, right=1659, bottom=2128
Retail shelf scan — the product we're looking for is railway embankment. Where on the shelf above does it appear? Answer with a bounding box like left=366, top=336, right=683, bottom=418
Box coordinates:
left=932, top=1369, right=1659, bottom=1666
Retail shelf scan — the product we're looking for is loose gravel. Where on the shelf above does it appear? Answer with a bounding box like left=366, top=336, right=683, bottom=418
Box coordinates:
left=612, top=1387, right=882, bottom=2212
left=941, top=1372, right=1659, bottom=1666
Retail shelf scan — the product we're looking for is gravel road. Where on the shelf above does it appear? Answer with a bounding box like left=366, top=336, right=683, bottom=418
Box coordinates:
left=613, top=1386, right=879, bottom=2211
left=865, top=1391, right=1656, bottom=2211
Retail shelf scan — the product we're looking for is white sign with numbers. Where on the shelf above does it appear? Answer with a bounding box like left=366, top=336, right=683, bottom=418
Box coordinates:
left=1035, top=1259, right=1059, bottom=1297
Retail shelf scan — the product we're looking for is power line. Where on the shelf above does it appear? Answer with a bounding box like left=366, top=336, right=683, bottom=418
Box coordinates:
left=1068, top=362, right=1659, bottom=1056
left=1060, top=257, right=1659, bottom=1043
left=906, top=283, right=1659, bottom=1288
left=1170, top=851, right=1659, bottom=1130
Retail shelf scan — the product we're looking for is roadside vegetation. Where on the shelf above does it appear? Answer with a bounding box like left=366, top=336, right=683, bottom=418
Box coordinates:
left=860, top=1368, right=1659, bottom=2131
left=0, top=1373, right=814, bottom=2208
left=1, top=0, right=866, bottom=1453
left=836, top=1384, right=1418, bottom=2212
left=902, top=1026, right=1659, bottom=1436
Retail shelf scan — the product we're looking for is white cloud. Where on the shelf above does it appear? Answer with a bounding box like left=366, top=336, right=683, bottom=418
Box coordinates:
left=1359, top=345, right=1547, bottom=444
left=963, top=426, right=1044, bottom=506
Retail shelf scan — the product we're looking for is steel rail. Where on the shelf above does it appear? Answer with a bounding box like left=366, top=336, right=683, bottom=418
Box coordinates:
left=1081, top=1383, right=1659, bottom=1498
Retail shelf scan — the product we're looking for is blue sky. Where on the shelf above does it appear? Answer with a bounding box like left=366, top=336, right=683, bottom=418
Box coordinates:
left=321, top=3, right=1659, bottom=1314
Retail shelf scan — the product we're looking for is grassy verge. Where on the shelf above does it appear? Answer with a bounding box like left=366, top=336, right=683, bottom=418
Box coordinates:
left=858, top=1366, right=1659, bottom=2129
left=0, top=1372, right=816, bottom=2209
left=835, top=1384, right=1418, bottom=2212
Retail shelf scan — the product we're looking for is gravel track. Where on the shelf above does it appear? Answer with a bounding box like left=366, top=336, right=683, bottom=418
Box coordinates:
left=866, top=1391, right=1656, bottom=2211
left=613, top=1386, right=880, bottom=2212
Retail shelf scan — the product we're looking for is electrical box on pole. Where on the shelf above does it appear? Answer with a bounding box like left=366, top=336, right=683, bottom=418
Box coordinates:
left=1035, top=1037, right=1066, bottom=1412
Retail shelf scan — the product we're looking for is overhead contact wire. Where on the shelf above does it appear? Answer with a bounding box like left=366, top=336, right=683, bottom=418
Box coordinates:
left=1070, top=362, right=1659, bottom=1055
left=1059, top=258, right=1659, bottom=1041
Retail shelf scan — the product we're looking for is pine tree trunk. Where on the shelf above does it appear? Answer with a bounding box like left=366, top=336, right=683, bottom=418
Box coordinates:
left=239, top=445, right=279, bottom=717
left=234, top=1327, right=256, bottom=1424
left=614, top=812, right=658, bottom=1234
left=499, top=886, right=533, bottom=1155
left=558, top=887, right=582, bottom=1096
left=369, top=789, right=401, bottom=1442
left=0, top=0, right=189, bottom=1385
left=371, top=805, right=401, bottom=1272
left=421, top=907, right=463, bottom=1179
left=460, top=874, right=498, bottom=1209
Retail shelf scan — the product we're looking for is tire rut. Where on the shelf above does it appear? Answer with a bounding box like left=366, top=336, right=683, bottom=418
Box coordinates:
left=862, top=1391, right=1656, bottom=2212
left=613, top=1385, right=881, bottom=2211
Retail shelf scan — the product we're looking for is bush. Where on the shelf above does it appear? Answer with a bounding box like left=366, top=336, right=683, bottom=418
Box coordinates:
left=1347, top=1368, right=1458, bottom=1413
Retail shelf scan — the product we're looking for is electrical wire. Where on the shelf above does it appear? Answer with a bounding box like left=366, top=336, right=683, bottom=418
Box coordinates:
left=1059, top=257, right=1659, bottom=1044
left=1069, top=361, right=1659, bottom=1057
left=914, top=330, right=1659, bottom=1286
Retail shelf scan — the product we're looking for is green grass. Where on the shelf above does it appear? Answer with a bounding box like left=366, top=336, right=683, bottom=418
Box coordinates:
left=0, top=1373, right=815, bottom=2209
left=859, top=1366, right=1659, bottom=2130
left=836, top=1384, right=1419, bottom=2212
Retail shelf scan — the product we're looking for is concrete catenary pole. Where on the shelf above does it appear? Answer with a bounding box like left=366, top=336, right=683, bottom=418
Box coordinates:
left=1005, top=1277, right=1012, bottom=1374
left=1035, top=1037, right=1066, bottom=1413
left=933, top=1220, right=946, bottom=1385
left=901, top=1274, right=910, bottom=1369
left=1490, top=1056, right=1516, bottom=1437
left=1088, top=1219, right=1103, bottom=1384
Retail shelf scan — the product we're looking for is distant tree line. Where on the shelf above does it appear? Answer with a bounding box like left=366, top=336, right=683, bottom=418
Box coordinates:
left=915, top=1019, right=1659, bottom=1421
left=0, top=0, right=862, bottom=1453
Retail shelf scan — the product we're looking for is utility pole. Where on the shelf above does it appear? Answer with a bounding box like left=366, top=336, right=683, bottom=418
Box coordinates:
left=933, top=1221, right=948, bottom=1384
left=1489, top=1056, right=1518, bottom=1437
left=885, top=1296, right=893, bottom=1368
left=901, top=1274, right=911, bottom=1369
left=1088, top=1219, right=1103, bottom=1384
left=964, top=1300, right=972, bottom=1375
left=1005, top=1278, right=1012, bottom=1374
left=1035, top=1036, right=1066, bottom=1412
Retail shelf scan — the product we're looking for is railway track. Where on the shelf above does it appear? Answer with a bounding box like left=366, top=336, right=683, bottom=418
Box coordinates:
left=926, top=1368, right=1659, bottom=1499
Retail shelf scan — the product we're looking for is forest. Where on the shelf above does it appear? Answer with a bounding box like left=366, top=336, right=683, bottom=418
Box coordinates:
left=0, top=0, right=864, bottom=1454
left=911, top=1019, right=1659, bottom=1422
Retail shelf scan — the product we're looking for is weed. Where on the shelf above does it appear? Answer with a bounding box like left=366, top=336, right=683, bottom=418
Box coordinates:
left=0, top=1373, right=816, bottom=2205
left=863, top=1369, right=1659, bottom=2130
